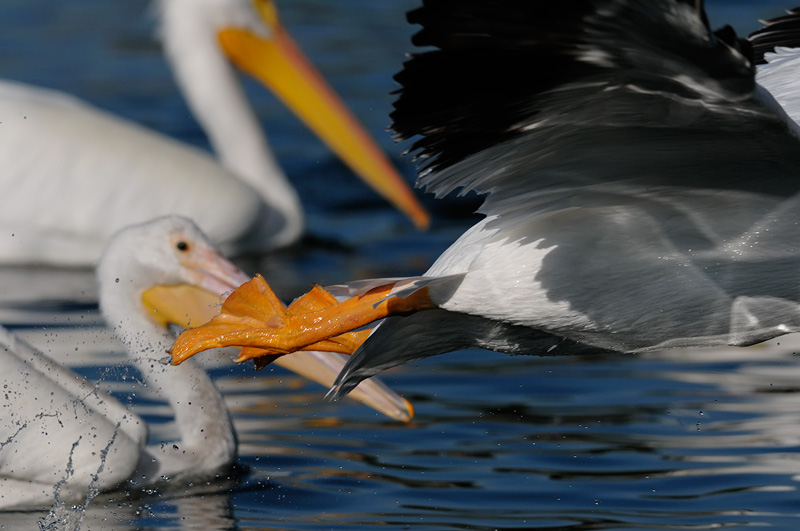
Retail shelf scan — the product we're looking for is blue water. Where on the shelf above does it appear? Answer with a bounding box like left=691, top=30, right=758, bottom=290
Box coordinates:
left=2, top=1, right=800, bottom=529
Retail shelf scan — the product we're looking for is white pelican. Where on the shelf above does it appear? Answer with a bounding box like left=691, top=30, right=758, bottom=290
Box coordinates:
left=167, top=1, right=800, bottom=398
left=0, top=216, right=412, bottom=510
left=0, top=0, right=428, bottom=266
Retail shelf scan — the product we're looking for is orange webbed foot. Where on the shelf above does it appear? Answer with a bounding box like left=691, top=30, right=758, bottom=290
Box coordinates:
left=170, top=274, right=434, bottom=365
left=170, top=274, right=288, bottom=364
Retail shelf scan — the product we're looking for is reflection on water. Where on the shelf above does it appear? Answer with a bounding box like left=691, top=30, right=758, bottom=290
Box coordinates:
left=2, top=0, right=800, bottom=529
left=7, top=491, right=237, bottom=531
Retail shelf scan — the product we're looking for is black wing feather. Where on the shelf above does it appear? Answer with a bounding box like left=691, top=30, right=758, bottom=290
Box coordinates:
left=392, top=0, right=597, bottom=173
left=390, top=0, right=778, bottom=208
left=749, top=8, right=800, bottom=64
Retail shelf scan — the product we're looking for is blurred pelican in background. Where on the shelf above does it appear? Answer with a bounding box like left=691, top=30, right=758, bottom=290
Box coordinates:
left=0, top=0, right=428, bottom=266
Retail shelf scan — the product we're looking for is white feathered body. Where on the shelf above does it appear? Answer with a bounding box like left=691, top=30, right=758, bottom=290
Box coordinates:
left=0, top=81, right=267, bottom=264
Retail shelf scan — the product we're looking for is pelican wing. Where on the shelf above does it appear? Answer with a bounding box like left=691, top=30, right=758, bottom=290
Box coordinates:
left=328, top=309, right=610, bottom=401
left=749, top=8, right=800, bottom=63
left=0, top=327, right=145, bottom=509
left=327, top=2, right=800, bottom=400
left=392, top=0, right=800, bottom=222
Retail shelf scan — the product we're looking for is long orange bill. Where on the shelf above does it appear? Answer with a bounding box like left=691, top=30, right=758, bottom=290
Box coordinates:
left=143, top=280, right=414, bottom=421
left=218, top=0, right=429, bottom=229
left=169, top=274, right=434, bottom=365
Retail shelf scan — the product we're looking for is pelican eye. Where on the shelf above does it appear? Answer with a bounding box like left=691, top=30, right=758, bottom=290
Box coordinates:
left=176, top=241, right=189, bottom=252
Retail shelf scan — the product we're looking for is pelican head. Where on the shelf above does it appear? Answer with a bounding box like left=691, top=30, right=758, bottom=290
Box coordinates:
left=98, top=216, right=248, bottom=331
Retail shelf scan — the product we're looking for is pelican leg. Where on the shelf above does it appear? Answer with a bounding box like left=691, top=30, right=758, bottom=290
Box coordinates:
left=170, top=274, right=433, bottom=365
left=251, top=330, right=373, bottom=370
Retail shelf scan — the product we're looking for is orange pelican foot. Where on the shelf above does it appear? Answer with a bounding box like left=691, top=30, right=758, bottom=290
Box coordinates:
left=170, top=274, right=433, bottom=366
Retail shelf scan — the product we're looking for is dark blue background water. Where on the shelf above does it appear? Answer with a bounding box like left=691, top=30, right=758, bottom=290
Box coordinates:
left=2, top=1, right=800, bottom=529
